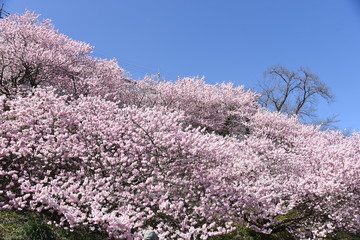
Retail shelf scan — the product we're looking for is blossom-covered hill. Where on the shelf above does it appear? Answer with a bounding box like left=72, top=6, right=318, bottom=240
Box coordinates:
left=0, top=12, right=359, bottom=240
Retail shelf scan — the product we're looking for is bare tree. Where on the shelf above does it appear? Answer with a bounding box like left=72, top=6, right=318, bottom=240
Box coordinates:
left=258, top=65, right=335, bottom=126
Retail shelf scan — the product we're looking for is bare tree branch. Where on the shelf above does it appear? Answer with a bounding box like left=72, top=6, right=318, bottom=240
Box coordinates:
left=258, top=65, right=336, bottom=127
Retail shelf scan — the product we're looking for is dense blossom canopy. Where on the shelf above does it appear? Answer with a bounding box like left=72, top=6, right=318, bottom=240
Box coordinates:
left=0, top=11, right=359, bottom=240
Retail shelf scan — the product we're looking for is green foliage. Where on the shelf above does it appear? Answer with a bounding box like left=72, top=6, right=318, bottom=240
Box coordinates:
left=56, top=225, right=112, bottom=240
left=275, top=209, right=301, bottom=223
left=209, top=226, right=264, bottom=240
left=0, top=210, right=27, bottom=240
left=209, top=226, right=295, bottom=240
left=3, top=104, right=10, bottom=111
left=326, top=232, right=360, bottom=240
left=0, top=211, right=113, bottom=240
left=1, top=210, right=359, bottom=240
left=19, top=125, right=30, bottom=132
left=21, top=220, right=57, bottom=240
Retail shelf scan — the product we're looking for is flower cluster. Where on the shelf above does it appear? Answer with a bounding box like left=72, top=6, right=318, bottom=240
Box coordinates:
left=0, top=11, right=359, bottom=239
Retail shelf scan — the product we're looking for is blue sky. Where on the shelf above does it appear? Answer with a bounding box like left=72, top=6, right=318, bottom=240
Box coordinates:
left=3, top=0, right=360, bottom=132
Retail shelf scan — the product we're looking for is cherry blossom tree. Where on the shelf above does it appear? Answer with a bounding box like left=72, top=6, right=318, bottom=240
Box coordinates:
left=0, top=11, right=359, bottom=240
left=136, top=76, right=259, bottom=137
left=0, top=88, right=261, bottom=239
left=0, top=11, right=134, bottom=102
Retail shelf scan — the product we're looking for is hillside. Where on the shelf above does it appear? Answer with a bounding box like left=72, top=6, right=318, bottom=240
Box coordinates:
left=0, top=12, right=359, bottom=240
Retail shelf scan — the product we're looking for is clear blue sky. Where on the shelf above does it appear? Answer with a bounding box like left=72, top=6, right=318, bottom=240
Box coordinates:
left=3, top=0, right=360, bottom=132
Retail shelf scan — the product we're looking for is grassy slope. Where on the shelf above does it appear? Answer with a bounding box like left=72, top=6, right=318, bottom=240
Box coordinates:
left=0, top=210, right=112, bottom=240
left=0, top=210, right=359, bottom=240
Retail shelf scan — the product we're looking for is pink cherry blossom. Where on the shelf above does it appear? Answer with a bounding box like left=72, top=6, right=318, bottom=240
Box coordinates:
left=0, top=11, right=359, bottom=240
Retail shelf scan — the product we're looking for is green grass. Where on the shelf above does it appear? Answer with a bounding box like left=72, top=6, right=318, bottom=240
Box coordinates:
left=0, top=210, right=112, bottom=240
left=0, top=210, right=359, bottom=240
left=0, top=210, right=27, bottom=240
